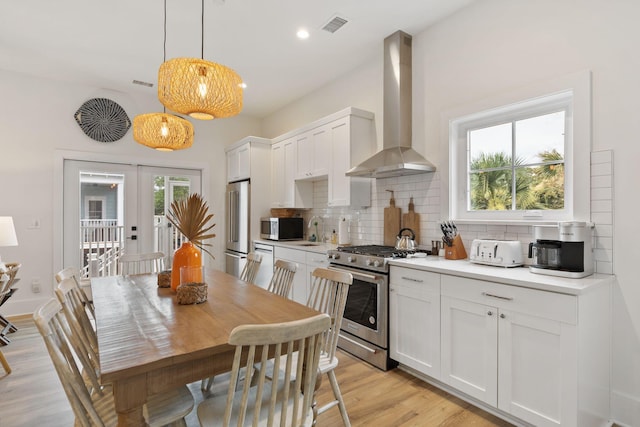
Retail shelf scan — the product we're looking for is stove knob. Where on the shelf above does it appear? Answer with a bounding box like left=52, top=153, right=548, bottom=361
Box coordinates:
left=330, top=253, right=340, bottom=260
left=347, top=256, right=356, bottom=263
left=373, top=260, right=381, bottom=268
left=365, top=258, right=372, bottom=266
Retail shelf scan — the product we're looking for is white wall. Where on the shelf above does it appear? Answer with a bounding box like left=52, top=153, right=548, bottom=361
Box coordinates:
left=0, top=69, right=262, bottom=315
left=262, top=1, right=640, bottom=424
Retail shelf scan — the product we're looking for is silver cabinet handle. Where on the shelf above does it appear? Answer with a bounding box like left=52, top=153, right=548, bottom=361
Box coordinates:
left=487, top=311, right=493, bottom=316
left=401, top=276, right=424, bottom=283
left=500, top=313, right=506, bottom=319
left=482, top=292, right=514, bottom=301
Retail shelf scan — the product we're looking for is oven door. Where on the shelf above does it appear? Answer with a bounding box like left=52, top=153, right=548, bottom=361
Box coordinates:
left=329, top=265, right=388, bottom=349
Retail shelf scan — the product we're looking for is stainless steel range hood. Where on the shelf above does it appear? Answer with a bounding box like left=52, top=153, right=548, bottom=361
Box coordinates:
left=347, top=31, right=435, bottom=178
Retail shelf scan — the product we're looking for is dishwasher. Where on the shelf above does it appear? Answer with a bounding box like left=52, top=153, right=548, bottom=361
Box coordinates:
left=253, top=242, right=274, bottom=289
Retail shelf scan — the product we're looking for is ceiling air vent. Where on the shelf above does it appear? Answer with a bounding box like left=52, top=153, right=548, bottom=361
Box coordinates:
left=321, top=15, right=348, bottom=33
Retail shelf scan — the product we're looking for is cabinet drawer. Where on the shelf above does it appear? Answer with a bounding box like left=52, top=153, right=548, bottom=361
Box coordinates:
left=442, top=275, right=576, bottom=324
left=305, top=252, right=329, bottom=269
left=274, top=247, right=306, bottom=263
left=390, top=266, right=440, bottom=293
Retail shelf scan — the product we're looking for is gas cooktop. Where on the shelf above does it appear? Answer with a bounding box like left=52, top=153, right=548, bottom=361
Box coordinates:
left=328, top=245, right=429, bottom=273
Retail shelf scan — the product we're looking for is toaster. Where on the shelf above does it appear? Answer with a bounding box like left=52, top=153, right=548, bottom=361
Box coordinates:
left=469, top=239, right=524, bottom=268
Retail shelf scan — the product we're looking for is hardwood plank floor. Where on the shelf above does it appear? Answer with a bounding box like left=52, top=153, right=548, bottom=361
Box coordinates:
left=0, top=316, right=513, bottom=426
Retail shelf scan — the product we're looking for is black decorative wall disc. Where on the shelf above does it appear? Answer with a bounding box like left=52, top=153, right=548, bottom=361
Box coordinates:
left=74, top=98, right=131, bottom=143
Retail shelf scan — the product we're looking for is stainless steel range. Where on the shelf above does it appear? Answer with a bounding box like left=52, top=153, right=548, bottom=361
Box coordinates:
left=327, top=245, right=427, bottom=370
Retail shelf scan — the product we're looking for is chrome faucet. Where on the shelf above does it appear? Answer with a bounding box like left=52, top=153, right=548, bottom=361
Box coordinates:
left=308, top=215, right=325, bottom=242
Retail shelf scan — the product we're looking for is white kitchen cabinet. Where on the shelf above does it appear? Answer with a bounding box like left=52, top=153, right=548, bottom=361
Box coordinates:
left=440, top=274, right=605, bottom=427
left=273, top=246, right=329, bottom=305
left=270, top=137, right=298, bottom=208
left=226, top=137, right=270, bottom=183
left=389, top=266, right=441, bottom=379
left=272, top=107, right=375, bottom=208
left=273, top=246, right=307, bottom=304
left=327, top=115, right=373, bottom=207
left=295, top=127, right=330, bottom=180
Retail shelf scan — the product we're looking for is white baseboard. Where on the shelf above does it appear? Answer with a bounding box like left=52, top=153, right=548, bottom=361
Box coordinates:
left=610, top=390, right=640, bottom=427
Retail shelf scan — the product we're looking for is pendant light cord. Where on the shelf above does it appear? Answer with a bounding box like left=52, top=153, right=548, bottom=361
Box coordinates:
left=201, top=0, right=205, bottom=59
left=163, top=0, right=167, bottom=114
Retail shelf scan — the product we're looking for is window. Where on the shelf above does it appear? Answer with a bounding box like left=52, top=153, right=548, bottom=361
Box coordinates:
left=447, top=72, right=591, bottom=223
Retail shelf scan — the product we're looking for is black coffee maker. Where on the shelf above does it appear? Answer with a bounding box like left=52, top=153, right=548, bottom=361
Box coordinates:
left=528, top=222, right=593, bottom=278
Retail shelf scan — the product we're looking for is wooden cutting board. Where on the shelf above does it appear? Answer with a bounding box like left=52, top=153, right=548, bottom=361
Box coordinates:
left=384, top=191, right=401, bottom=246
left=402, top=197, right=420, bottom=245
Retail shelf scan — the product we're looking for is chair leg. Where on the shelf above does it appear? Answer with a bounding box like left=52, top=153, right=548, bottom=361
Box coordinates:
left=327, top=370, right=350, bottom=427
left=0, top=349, right=11, bottom=374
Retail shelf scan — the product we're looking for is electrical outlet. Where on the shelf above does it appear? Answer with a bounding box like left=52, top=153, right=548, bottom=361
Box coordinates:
left=31, top=279, right=41, bottom=293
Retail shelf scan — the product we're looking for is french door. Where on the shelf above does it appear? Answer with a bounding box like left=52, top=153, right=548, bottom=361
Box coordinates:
left=63, top=160, right=201, bottom=277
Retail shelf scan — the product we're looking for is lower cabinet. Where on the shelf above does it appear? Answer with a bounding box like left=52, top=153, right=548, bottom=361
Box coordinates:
left=389, top=266, right=440, bottom=378
left=273, top=246, right=329, bottom=305
left=389, top=266, right=610, bottom=427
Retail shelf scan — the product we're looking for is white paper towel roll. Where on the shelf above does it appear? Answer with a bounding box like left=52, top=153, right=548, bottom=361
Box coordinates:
left=338, top=218, right=350, bottom=245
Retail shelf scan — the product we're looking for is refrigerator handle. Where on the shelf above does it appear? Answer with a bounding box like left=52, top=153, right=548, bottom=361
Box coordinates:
left=225, top=251, right=245, bottom=260
left=228, top=190, right=239, bottom=243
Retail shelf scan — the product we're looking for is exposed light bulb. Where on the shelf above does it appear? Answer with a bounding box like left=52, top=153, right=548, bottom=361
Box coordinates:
left=160, top=117, right=169, bottom=137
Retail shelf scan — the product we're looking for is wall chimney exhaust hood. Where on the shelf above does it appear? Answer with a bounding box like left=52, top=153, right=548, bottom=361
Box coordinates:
left=347, top=30, right=435, bottom=178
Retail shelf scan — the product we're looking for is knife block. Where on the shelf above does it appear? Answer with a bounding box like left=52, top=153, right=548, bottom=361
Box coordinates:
left=445, top=235, right=467, bottom=260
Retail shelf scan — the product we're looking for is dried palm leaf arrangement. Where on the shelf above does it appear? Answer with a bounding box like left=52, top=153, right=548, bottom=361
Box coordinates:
left=166, top=193, right=216, bottom=259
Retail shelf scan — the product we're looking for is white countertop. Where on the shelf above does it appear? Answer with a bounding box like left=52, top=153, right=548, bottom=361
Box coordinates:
left=388, top=257, right=614, bottom=296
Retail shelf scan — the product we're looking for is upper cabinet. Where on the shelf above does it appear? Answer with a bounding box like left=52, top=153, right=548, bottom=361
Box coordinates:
left=270, top=137, right=297, bottom=208
left=272, top=107, right=376, bottom=208
left=225, top=136, right=271, bottom=183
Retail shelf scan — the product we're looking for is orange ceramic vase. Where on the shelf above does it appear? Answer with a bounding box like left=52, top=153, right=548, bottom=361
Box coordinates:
left=171, top=241, right=202, bottom=291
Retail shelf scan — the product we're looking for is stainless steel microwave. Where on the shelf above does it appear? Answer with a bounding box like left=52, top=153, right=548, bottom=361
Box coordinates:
left=260, top=217, right=304, bottom=241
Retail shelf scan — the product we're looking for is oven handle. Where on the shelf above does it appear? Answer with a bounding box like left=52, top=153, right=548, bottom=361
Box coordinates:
left=339, top=333, right=377, bottom=354
left=328, top=266, right=380, bottom=282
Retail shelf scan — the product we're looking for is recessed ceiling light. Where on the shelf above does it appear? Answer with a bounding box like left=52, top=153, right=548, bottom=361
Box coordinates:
left=296, top=28, right=309, bottom=40
left=239, top=82, right=247, bottom=89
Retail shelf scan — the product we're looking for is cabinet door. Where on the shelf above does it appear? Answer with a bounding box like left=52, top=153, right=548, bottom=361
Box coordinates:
left=498, top=310, right=577, bottom=427
left=441, top=296, right=498, bottom=406
left=227, top=144, right=250, bottom=182
left=270, top=142, right=284, bottom=207
left=389, top=283, right=440, bottom=378
left=295, top=133, right=312, bottom=179
left=236, top=144, right=250, bottom=180
left=271, top=138, right=296, bottom=208
left=327, top=117, right=350, bottom=206
left=310, top=127, right=330, bottom=177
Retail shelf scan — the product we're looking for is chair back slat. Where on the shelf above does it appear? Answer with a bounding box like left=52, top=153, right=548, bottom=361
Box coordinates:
left=266, top=259, right=297, bottom=298
left=55, top=266, right=94, bottom=318
left=307, top=268, right=352, bottom=361
left=118, top=252, right=165, bottom=275
left=240, top=252, right=263, bottom=284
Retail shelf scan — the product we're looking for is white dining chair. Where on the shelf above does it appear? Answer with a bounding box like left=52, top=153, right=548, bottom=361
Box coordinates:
left=197, top=313, right=330, bottom=427
left=55, top=266, right=94, bottom=319
left=118, top=251, right=166, bottom=275
left=266, top=259, right=297, bottom=298
left=306, top=267, right=353, bottom=426
left=34, top=298, right=194, bottom=427
left=239, top=252, right=263, bottom=284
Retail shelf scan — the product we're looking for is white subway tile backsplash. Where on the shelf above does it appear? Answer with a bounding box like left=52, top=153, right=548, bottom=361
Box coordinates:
left=301, top=150, right=614, bottom=275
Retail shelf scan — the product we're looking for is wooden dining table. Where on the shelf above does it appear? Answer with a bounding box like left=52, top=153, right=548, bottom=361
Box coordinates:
left=91, top=269, right=320, bottom=427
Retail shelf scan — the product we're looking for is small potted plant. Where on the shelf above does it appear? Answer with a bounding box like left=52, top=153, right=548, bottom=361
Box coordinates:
left=166, top=193, right=216, bottom=300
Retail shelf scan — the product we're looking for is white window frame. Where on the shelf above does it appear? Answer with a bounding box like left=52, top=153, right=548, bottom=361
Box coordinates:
left=443, top=71, right=591, bottom=224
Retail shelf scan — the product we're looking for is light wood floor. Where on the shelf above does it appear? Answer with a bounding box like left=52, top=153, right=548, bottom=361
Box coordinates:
left=0, top=316, right=514, bottom=427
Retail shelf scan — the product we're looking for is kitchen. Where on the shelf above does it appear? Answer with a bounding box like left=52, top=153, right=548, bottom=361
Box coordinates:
left=0, top=1, right=637, bottom=426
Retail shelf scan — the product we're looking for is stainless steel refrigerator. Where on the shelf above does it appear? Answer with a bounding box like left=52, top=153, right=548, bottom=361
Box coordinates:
left=225, top=180, right=250, bottom=277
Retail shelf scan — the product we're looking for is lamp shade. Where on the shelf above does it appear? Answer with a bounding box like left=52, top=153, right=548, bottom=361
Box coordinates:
left=158, top=58, right=243, bottom=120
left=133, top=113, right=194, bottom=151
left=0, top=217, right=18, bottom=247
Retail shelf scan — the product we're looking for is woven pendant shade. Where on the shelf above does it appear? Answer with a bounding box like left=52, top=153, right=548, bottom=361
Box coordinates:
left=133, top=113, right=194, bottom=151
left=158, top=57, right=243, bottom=120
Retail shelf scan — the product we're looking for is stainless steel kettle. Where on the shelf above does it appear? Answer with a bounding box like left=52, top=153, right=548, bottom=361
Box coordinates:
left=396, top=228, right=417, bottom=250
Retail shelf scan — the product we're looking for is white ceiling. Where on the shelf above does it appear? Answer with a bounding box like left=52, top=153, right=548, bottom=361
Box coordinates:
left=0, top=0, right=474, bottom=118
